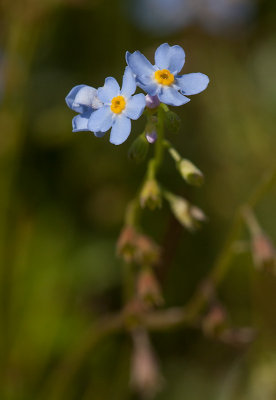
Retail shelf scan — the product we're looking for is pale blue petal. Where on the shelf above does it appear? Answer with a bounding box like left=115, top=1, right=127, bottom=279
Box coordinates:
left=98, top=77, right=120, bottom=104
left=137, top=75, right=159, bottom=96
left=109, top=116, right=131, bottom=145
left=121, top=66, right=137, bottom=97
left=125, top=51, right=131, bottom=65
left=72, top=110, right=92, bottom=132
left=158, top=87, right=190, bottom=106
left=73, top=112, right=104, bottom=138
left=138, top=82, right=159, bottom=96
left=94, top=131, right=106, bottom=138
left=125, top=94, right=146, bottom=120
left=176, top=73, right=210, bottom=95
left=154, top=43, right=185, bottom=74
left=88, top=106, right=113, bottom=132
left=125, top=51, right=135, bottom=73
left=127, top=51, right=155, bottom=78
left=66, top=85, right=97, bottom=113
left=73, top=86, right=98, bottom=108
left=137, top=74, right=155, bottom=86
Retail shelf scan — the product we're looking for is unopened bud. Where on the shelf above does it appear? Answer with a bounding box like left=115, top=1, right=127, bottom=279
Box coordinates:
left=128, top=134, right=149, bottom=163
left=145, top=94, right=160, bottom=109
left=135, top=235, right=161, bottom=266
left=146, top=130, right=157, bottom=144
left=243, top=207, right=276, bottom=272
left=164, top=110, right=181, bottom=134
left=131, top=329, right=163, bottom=398
left=252, top=233, right=276, bottom=271
left=190, top=206, right=207, bottom=223
left=117, top=225, right=138, bottom=263
left=137, top=269, right=163, bottom=307
left=145, top=115, right=158, bottom=143
left=202, top=305, right=227, bottom=338
left=140, top=179, right=162, bottom=210
left=177, top=159, right=204, bottom=187
left=117, top=225, right=161, bottom=267
left=165, top=192, right=206, bottom=231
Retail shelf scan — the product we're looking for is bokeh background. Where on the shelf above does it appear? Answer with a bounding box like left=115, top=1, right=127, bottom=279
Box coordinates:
left=0, top=0, right=276, bottom=399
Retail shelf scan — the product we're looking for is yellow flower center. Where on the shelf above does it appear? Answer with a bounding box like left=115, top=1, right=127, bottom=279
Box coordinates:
left=154, top=69, right=175, bottom=86
left=110, top=95, right=126, bottom=114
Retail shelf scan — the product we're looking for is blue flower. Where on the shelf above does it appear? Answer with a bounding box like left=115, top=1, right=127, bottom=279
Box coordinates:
left=65, top=85, right=104, bottom=136
left=126, top=43, right=209, bottom=107
left=88, top=67, right=146, bottom=145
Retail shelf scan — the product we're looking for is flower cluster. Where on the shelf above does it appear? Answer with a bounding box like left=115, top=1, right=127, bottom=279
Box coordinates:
left=66, top=43, right=209, bottom=145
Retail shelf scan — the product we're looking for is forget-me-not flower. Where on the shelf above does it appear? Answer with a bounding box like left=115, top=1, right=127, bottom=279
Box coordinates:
left=126, top=43, right=209, bottom=107
left=65, top=85, right=104, bottom=136
left=88, top=67, right=146, bottom=145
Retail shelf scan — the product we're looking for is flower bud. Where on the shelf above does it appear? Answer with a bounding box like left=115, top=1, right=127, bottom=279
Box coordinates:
left=145, top=115, right=158, bottom=144
left=131, top=329, right=163, bottom=398
left=137, top=269, right=163, bottom=308
left=128, top=134, right=149, bottom=163
left=116, top=225, right=138, bottom=263
left=202, top=305, right=227, bottom=338
left=252, top=233, right=276, bottom=271
left=146, top=130, right=157, bottom=144
left=164, top=110, right=181, bottom=134
left=117, top=225, right=161, bottom=267
left=135, top=235, right=161, bottom=266
left=243, top=207, right=276, bottom=272
left=165, top=192, right=206, bottom=231
left=140, top=179, right=162, bottom=210
left=177, top=159, right=204, bottom=187
left=145, top=94, right=160, bottom=109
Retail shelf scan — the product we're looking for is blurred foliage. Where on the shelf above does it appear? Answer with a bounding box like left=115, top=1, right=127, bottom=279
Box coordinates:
left=0, top=0, right=276, bottom=399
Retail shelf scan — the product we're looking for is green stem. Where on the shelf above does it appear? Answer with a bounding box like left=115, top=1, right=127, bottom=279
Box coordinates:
left=147, top=159, right=156, bottom=180
left=121, top=106, right=167, bottom=302
left=122, top=261, right=136, bottom=303
left=145, top=105, right=166, bottom=180
left=168, top=147, right=181, bottom=163
left=242, top=206, right=262, bottom=237
left=125, top=197, right=141, bottom=227
left=155, top=106, right=165, bottom=172
left=162, top=139, right=181, bottom=162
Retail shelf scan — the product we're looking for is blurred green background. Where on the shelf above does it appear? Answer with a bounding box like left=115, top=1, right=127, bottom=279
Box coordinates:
left=0, top=0, right=276, bottom=399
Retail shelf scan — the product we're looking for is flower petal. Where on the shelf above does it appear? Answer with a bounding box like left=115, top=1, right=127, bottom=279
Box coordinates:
left=121, top=66, right=137, bottom=98
left=137, top=75, right=159, bottom=96
left=72, top=110, right=92, bottom=132
left=98, top=77, right=120, bottom=104
left=158, top=87, right=190, bottom=106
left=66, top=85, right=98, bottom=113
left=176, top=73, right=210, bottom=95
left=155, top=43, right=185, bottom=74
left=125, top=93, right=146, bottom=120
left=88, top=106, right=113, bottom=132
left=126, top=51, right=155, bottom=78
left=109, top=116, right=131, bottom=145
left=94, top=131, right=106, bottom=138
